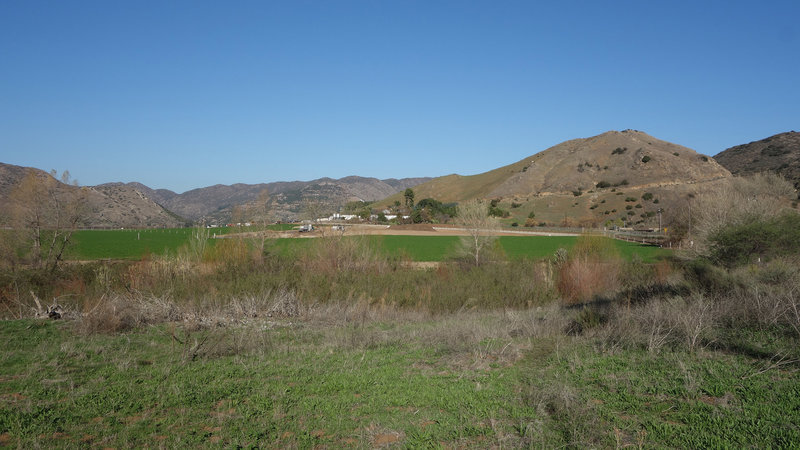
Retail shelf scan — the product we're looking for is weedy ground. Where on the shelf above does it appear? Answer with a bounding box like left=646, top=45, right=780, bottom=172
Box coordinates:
left=1, top=234, right=798, bottom=448
left=1, top=298, right=798, bottom=448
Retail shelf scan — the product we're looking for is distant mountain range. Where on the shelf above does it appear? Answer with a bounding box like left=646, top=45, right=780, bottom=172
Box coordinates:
left=2, top=130, right=797, bottom=229
left=0, top=164, right=431, bottom=227
left=102, top=176, right=431, bottom=224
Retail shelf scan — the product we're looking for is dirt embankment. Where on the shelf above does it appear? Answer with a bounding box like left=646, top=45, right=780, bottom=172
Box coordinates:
left=219, top=223, right=579, bottom=239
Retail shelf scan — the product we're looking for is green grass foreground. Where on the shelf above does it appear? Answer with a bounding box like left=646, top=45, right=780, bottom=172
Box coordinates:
left=68, top=229, right=669, bottom=262
left=1, top=316, right=797, bottom=448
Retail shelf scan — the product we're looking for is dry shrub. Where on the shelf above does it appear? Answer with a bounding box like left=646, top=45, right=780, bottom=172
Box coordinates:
left=305, top=296, right=426, bottom=327
left=557, top=235, right=624, bottom=304
left=604, top=294, right=717, bottom=353
left=217, top=289, right=301, bottom=320
left=719, top=261, right=800, bottom=337
left=78, top=288, right=305, bottom=335
left=688, top=173, right=796, bottom=256
left=78, top=293, right=183, bottom=334
left=301, top=236, right=392, bottom=276
left=653, top=259, right=675, bottom=284
left=557, top=259, right=621, bottom=304
left=125, top=255, right=196, bottom=292
left=302, top=301, right=567, bottom=368
left=206, top=237, right=250, bottom=267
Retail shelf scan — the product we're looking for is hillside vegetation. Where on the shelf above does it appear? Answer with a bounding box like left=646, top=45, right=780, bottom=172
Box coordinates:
left=379, top=130, right=732, bottom=229
left=714, top=131, right=800, bottom=194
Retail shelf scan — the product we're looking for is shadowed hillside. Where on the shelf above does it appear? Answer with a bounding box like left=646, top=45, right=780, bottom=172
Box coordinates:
left=714, top=131, right=800, bottom=194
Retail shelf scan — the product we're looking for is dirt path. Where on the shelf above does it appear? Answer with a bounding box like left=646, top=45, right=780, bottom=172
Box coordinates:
left=220, top=224, right=579, bottom=239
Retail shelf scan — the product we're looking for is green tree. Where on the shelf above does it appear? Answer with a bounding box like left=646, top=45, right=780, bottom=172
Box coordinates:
left=404, top=188, right=415, bottom=208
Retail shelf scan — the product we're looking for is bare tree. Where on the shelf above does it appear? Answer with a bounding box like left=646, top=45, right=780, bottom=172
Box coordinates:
left=255, top=187, right=272, bottom=255
left=9, top=169, right=88, bottom=271
left=456, top=199, right=500, bottom=266
left=688, top=173, right=796, bottom=256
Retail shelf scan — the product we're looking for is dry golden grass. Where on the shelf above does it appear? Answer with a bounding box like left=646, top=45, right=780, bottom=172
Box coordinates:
left=556, top=235, right=622, bottom=304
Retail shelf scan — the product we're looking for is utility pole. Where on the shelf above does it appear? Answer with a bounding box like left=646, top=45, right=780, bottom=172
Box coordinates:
left=657, top=208, right=663, bottom=234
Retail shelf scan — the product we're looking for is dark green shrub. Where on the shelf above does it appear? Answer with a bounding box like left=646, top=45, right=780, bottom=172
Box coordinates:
left=642, top=193, right=653, bottom=201
left=575, top=306, right=606, bottom=329
left=642, top=156, right=651, bottom=163
left=683, top=259, right=737, bottom=293
left=489, top=206, right=510, bottom=218
left=708, top=212, right=800, bottom=267
left=596, top=181, right=611, bottom=189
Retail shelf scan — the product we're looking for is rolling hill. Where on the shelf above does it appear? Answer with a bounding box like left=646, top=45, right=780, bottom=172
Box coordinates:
left=0, top=163, right=185, bottom=229
left=714, top=131, right=800, bottom=194
left=380, top=130, right=732, bottom=228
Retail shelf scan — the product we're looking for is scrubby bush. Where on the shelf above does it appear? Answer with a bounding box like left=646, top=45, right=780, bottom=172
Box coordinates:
left=688, top=173, right=796, bottom=256
left=708, top=212, right=800, bottom=267
left=557, top=235, right=621, bottom=304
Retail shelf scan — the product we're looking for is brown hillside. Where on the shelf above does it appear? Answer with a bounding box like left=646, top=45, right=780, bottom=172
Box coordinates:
left=0, top=163, right=185, bottom=229
left=385, top=130, right=729, bottom=203
left=381, top=130, right=732, bottom=229
left=714, top=131, right=800, bottom=193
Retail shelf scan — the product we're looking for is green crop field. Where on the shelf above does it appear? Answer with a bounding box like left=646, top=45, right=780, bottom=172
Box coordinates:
left=68, top=230, right=670, bottom=262
left=69, top=228, right=197, bottom=260
left=67, top=226, right=293, bottom=260
left=365, top=235, right=668, bottom=262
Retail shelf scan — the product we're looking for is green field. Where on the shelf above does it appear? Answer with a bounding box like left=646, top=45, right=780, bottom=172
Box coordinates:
left=69, top=230, right=669, bottom=262
left=68, top=226, right=289, bottom=260
left=372, top=235, right=668, bottom=262
left=69, top=228, right=198, bottom=259
left=1, top=313, right=796, bottom=448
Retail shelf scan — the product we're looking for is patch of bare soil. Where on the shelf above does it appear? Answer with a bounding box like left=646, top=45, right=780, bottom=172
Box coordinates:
left=386, top=224, right=440, bottom=231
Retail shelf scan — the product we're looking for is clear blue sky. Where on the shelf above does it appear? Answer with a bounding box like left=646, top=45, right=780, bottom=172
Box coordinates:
left=1, top=0, right=798, bottom=193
